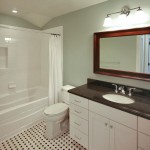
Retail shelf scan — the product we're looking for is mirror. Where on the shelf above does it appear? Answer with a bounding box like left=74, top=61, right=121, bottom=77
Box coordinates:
left=94, top=27, right=150, bottom=81
left=100, top=35, right=150, bottom=73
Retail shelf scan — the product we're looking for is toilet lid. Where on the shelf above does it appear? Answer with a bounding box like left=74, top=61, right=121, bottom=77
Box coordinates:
left=44, top=103, right=69, bottom=116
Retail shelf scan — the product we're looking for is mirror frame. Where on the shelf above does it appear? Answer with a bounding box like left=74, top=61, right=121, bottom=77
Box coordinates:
left=94, top=26, right=150, bottom=81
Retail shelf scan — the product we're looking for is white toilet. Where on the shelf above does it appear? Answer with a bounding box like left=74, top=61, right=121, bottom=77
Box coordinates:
left=44, top=85, right=75, bottom=139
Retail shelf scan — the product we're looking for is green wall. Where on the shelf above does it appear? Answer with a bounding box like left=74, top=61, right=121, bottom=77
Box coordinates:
left=0, top=13, right=40, bottom=30
left=43, top=0, right=150, bottom=89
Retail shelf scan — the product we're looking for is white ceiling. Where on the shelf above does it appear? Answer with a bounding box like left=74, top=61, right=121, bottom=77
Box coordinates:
left=0, top=0, right=108, bottom=28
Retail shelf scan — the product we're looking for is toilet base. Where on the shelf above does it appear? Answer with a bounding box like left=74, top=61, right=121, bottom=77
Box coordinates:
left=44, top=118, right=69, bottom=139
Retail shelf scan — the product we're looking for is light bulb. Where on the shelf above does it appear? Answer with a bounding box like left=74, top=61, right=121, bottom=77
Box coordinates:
left=103, top=16, right=113, bottom=27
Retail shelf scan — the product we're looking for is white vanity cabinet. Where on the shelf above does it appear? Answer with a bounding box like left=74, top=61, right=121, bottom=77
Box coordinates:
left=89, top=101, right=137, bottom=150
left=69, top=93, right=150, bottom=150
left=69, top=94, right=89, bottom=149
left=138, top=117, right=150, bottom=150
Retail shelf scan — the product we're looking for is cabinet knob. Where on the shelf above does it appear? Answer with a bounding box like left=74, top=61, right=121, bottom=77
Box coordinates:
left=110, top=125, right=113, bottom=128
left=105, top=123, right=108, bottom=126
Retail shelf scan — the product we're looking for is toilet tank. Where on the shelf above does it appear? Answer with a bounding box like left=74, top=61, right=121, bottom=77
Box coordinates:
left=62, top=85, right=75, bottom=104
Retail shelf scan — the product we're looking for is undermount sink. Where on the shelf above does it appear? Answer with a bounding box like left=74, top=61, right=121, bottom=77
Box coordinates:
left=102, top=94, right=134, bottom=104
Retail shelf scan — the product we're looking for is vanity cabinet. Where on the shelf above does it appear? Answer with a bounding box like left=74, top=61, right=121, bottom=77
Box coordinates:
left=69, top=94, right=89, bottom=149
left=69, top=93, right=150, bottom=150
left=89, top=101, right=137, bottom=150
left=89, top=112, right=137, bottom=150
left=138, top=117, right=150, bottom=150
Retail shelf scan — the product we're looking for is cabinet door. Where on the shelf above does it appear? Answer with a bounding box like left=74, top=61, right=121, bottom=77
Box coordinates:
left=138, top=132, right=150, bottom=150
left=89, top=112, right=109, bottom=150
left=110, top=120, right=137, bottom=150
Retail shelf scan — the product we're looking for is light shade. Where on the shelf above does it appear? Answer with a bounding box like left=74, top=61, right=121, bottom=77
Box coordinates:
left=103, top=16, right=113, bottom=27
left=134, top=9, right=148, bottom=23
left=117, top=13, right=127, bottom=26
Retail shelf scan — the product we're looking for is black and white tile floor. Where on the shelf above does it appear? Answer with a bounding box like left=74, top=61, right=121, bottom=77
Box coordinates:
left=0, top=121, right=86, bottom=150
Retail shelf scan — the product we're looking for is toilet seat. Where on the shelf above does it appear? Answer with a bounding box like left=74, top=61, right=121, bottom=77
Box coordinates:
left=44, top=103, right=69, bottom=117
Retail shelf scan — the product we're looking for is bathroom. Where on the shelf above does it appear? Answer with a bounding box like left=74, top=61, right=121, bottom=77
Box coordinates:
left=0, top=0, right=150, bottom=149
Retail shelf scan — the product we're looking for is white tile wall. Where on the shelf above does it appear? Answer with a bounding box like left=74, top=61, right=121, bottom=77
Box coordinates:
left=0, top=28, right=49, bottom=96
left=0, top=47, right=7, bottom=68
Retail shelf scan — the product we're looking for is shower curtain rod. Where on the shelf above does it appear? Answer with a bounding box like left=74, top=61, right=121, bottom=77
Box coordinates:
left=0, top=24, right=61, bottom=36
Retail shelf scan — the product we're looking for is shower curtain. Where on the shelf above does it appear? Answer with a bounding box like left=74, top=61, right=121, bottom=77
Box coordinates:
left=49, top=34, right=62, bottom=105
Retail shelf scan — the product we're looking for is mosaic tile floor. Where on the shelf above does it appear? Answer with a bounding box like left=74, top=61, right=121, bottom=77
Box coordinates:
left=0, top=121, right=86, bottom=150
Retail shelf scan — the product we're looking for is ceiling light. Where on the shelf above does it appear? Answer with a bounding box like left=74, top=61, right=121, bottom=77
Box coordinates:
left=12, top=10, right=18, bottom=14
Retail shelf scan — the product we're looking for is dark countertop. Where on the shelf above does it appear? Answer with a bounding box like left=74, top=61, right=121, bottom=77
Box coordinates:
left=68, top=79, right=150, bottom=120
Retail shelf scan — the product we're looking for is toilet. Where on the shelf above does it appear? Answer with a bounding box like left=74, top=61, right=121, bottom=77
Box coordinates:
left=44, top=85, right=75, bottom=139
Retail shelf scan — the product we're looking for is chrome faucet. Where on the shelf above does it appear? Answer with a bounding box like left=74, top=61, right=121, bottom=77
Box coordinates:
left=118, top=86, right=125, bottom=94
left=128, top=88, right=136, bottom=96
left=112, top=84, right=118, bottom=93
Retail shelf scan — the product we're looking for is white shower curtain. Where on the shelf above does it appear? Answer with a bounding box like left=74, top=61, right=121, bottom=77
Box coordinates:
left=49, top=34, right=63, bottom=105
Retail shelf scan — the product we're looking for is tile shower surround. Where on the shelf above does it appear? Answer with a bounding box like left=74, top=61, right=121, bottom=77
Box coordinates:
left=0, top=27, right=49, bottom=96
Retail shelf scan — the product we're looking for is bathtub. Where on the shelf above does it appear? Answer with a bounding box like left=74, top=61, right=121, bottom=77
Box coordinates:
left=0, top=87, right=48, bottom=141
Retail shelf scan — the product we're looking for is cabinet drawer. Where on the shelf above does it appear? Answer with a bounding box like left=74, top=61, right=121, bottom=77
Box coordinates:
left=138, top=117, right=150, bottom=136
left=69, top=94, right=88, bottom=109
left=89, top=101, right=137, bottom=130
left=70, top=113, right=88, bottom=135
left=138, top=132, right=150, bottom=150
left=70, top=103, right=88, bottom=120
left=70, top=125, right=88, bottom=149
left=138, top=148, right=143, bottom=150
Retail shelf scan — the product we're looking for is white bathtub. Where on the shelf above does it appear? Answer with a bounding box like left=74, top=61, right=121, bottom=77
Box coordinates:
left=0, top=87, right=48, bottom=141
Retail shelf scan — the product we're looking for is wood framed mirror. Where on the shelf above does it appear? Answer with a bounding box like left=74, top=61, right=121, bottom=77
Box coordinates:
left=94, top=26, right=150, bottom=81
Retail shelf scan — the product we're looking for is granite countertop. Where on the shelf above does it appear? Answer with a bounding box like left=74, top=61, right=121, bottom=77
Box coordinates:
left=68, top=80, right=150, bottom=120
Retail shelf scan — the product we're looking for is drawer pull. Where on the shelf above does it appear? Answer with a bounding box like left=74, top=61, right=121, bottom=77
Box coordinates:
left=74, top=122, right=81, bottom=126
left=74, top=110, right=81, bottom=114
left=74, top=99, right=81, bottom=103
left=74, top=134, right=81, bottom=140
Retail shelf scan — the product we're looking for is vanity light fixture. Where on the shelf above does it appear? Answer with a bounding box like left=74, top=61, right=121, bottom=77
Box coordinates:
left=103, top=6, right=148, bottom=27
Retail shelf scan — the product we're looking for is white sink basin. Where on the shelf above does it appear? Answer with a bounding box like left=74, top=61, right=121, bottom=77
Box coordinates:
left=102, top=94, right=134, bottom=104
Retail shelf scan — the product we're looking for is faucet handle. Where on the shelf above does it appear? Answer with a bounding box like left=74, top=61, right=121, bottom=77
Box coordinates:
left=112, top=84, right=118, bottom=93
left=128, top=88, right=136, bottom=96
left=118, top=86, right=125, bottom=94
